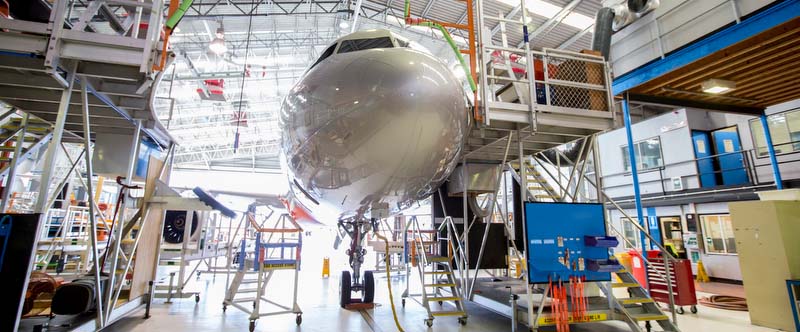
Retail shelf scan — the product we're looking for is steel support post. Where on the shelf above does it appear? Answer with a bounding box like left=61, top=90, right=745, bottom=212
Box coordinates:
left=35, top=63, right=77, bottom=213
left=105, top=119, right=142, bottom=321
left=461, top=157, right=469, bottom=298
left=80, top=78, right=106, bottom=328
left=515, top=128, right=535, bottom=328
left=622, top=95, right=648, bottom=265
left=0, top=113, right=29, bottom=212
left=760, top=114, right=784, bottom=189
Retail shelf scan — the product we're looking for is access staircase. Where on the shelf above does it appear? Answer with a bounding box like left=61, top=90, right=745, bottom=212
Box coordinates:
left=602, top=269, right=679, bottom=332
left=518, top=140, right=680, bottom=332
left=406, top=216, right=468, bottom=327
left=223, top=212, right=303, bottom=331
left=0, top=112, right=54, bottom=212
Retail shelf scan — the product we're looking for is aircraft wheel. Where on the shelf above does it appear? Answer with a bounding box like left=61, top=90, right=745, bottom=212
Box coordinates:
left=340, top=271, right=352, bottom=308
left=362, top=271, right=375, bottom=303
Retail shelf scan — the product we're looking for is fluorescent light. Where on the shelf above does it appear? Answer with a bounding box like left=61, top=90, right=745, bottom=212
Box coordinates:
left=496, top=0, right=595, bottom=30
left=701, top=79, right=735, bottom=94
left=339, top=21, right=350, bottom=29
left=209, top=38, right=227, bottom=54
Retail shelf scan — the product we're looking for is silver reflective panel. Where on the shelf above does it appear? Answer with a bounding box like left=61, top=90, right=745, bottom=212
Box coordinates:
left=279, top=30, right=469, bottom=222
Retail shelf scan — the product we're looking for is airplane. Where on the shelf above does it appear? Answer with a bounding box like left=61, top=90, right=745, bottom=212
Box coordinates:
left=278, top=28, right=470, bottom=307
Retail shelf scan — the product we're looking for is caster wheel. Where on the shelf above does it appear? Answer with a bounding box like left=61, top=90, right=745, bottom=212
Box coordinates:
left=296, top=315, right=302, bottom=326
left=425, top=319, right=433, bottom=327
left=195, top=294, right=200, bottom=303
left=222, top=304, right=227, bottom=312
left=677, top=307, right=685, bottom=315
left=249, top=321, right=255, bottom=332
left=458, top=317, right=467, bottom=325
left=691, top=305, right=698, bottom=314
left=438, top=301, right=443, bottom=305
left=645, top=321, right=652, bottom=332
left=401, top=299, right=406, bottom=307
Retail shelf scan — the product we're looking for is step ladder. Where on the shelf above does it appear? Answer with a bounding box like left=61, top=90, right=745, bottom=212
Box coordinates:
left=603, top=269, right=679, bottom=332
left=223, top=212, right=303, bottom=332
left=409, top=217, right=468, bottom=327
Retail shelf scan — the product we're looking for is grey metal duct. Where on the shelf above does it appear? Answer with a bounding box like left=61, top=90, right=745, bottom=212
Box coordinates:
left=591, top=7, right=616, bottom=60
left=536, top=137, right=588, bottom=166
left=592, top=0, right=659, bottom=59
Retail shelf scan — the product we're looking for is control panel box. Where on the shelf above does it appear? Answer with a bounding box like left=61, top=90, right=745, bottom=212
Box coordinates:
left=524, top=202, right=614, bottom=284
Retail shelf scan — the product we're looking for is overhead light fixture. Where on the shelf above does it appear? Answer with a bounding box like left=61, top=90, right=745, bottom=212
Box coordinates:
left=209, top=26, right=227, bottom=55
left=339, top=20, right=350, bottom=29
left=701, top=78, right=735, bottom=94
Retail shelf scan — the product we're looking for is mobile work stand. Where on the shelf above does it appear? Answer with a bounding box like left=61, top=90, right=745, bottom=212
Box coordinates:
left=224, top=209, right=303, bottom=332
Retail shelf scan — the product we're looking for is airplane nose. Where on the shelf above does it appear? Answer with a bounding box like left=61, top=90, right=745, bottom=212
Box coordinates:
left=281, top=48, right=468, bottom=216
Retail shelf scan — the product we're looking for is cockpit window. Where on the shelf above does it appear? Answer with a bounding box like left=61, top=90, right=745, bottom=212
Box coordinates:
left=337, top=37, right=395, bottom=54
left=309, top=44, right=337, bottom=70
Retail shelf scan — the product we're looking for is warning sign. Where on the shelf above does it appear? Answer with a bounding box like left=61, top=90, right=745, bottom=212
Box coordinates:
left=538, top=313, right=607, bottom=325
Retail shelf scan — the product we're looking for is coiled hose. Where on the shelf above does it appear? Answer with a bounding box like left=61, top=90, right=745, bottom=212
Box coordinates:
left=699, top=295, right=748, bottom=311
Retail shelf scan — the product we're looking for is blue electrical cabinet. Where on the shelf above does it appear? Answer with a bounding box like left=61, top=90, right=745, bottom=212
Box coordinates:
left=692, top=130, right=717, bottom=188
left=524, top=202, right=616, bottom=284
left=712, top=129, right=748, bottom=186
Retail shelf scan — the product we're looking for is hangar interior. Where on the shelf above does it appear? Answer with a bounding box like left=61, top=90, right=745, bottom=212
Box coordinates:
left=0, top=0, right=799, bottom=332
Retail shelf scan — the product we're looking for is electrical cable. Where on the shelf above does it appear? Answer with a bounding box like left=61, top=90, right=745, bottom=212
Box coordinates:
left=373, top=231, right=405, bottom=332
left=233, top=5, right=255, bottom=153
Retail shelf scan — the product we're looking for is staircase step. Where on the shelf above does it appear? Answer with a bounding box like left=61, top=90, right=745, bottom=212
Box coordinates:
left=430, top=310, right=465, bottom=317
left=426, top=255, right=451, bottom=262
left=534, top=194, right=561, bottom=199
left=424, top=271, right=452, bottom=275
left=8, top=117, right=50, bottom=125
left=1, top=124, right=49, bottom=132
left=628, top=313, right=669, bottom=321
left=426, top=296, right=460, bottom=302
left=424, top=283, right=456, bottom=288
left=619, top=298, right=655, bottom=305
left=527, top=186, right=552, bottom=191
left=236, top=288, right=260, bottom=293
left=612, top=282, right=640, bottom=288
left=0, top=136, right=38, bottom=142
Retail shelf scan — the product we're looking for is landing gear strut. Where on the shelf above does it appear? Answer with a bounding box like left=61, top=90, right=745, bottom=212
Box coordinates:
left=337, top=218, right=375, bottom=308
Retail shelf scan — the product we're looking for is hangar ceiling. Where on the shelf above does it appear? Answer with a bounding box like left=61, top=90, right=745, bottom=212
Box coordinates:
left=149, top=0, right=603, bottom=172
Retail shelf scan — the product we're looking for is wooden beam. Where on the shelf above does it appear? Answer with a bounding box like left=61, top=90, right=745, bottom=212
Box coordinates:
left=627, top=93, right=764, bottom=115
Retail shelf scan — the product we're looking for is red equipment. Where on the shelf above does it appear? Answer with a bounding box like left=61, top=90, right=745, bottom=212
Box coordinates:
left=631, top=250, right=698, bottom=314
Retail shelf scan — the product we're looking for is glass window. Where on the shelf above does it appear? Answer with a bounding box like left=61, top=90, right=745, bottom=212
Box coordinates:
left=337, top=37, right=395, bottom=54
left=621, top=137, right=663, bottom=172
left=749, top=108, right=800, bottom=157
left=309, top=44, right=337, bottom=70
left=621, top=217, right=640, bottom=249
left=700, top=214, right=736, bottom=254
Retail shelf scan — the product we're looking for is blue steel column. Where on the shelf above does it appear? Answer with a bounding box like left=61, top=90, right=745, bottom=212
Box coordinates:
left=760, top=114, right=784, bottom=189
left=622, top=95, right=648, bottom=260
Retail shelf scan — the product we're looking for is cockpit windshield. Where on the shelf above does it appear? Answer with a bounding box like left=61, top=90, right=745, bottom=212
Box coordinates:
left=308, top=34, right=407, bottom=72
left=337, top=37, right=395, bottom=54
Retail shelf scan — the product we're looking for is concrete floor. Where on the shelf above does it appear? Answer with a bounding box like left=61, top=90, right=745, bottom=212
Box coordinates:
left=106, top=229, right=780, bottom=332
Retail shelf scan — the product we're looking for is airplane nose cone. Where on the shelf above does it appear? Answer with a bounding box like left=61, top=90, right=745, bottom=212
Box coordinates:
left=280, top=48, right=468, bottom=218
